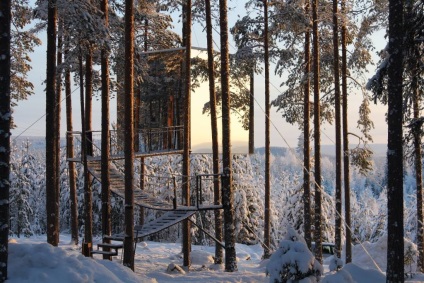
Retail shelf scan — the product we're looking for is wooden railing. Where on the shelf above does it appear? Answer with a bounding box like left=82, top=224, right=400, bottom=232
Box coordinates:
left=67, top=125, right=184, bottom=158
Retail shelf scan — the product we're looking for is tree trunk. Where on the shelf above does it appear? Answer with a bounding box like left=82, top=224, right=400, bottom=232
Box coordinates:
left=182, top=0, right=192, bottom=268
left=263, top=0, right=271, bottom=260
left=386, top=0, right=404, bottom=281
left=341, top=0, right=351, bottom=263
left=55, top=21, right=63, bottom=245
left=84, top=47, right=94, bottom=250
left=303, top=2, right=311, bottom=249
left=0, top=1, right=11, bottom=280
left=79, top=51, right=92, bottom=256
left=64, top=44, right=78, bottom=246
left=116, top=45, right=125, bottom=153
left=139, top=20, right=148, bottom=227
left=219, top=0, right=237, bottom=272
left=100, top=0, right=112, bottom=260
left=205, top=0, right=223, bottom=264
left=332, top=0, right=342, bottom=259
left=46, top=0, right=59, bottom=247
left=123, top=0, right=135, bottom=270
left=134, top=60, right=140, bottom=152
left=248, top=66, right=255, bottom=155
left=312, top=0, right=322, bottom=264
left=413, top=70, right=423, bottom=272
left=85, top=47, right=93, bottom=156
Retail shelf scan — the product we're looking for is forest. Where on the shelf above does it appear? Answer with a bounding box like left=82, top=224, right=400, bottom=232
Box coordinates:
left=0, top=0, right=423, bottom=282
left=6, top=139, right=418, bottom=247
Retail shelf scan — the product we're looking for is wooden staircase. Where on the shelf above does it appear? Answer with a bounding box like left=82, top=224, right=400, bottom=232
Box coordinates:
left=101, top=210, right=196, bottom=242
left=87, top=161, right=197, bottom=258
left=88, top=161, right=175, bottom=210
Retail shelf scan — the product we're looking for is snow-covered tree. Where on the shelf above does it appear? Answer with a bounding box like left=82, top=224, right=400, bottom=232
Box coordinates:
left=266, top=227, right=323, bottom=283
left=10, top=0, right=41, bottom=113
left=233, top=155, right=263, bottom=245
left=9, top=142, right=35, bottom=238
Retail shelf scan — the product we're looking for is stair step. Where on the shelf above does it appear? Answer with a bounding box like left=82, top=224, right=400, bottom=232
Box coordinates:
left=91, top=250, right=118, bottom=256
left=104, top=235, right=125, bottom=242
left=97, top=243, right=124, bottom=250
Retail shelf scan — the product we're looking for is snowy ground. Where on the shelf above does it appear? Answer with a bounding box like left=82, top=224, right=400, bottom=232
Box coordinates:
left=6, top=234, right=424, bottom=282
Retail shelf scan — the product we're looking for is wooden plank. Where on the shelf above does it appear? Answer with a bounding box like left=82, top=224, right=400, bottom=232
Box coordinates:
left=97, top=243, right=124, bottom=250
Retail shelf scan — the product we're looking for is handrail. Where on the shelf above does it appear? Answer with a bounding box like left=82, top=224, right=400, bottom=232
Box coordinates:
left=67, top=125, right=184, bottom=158
left=195, top=173, right=223, bottom=210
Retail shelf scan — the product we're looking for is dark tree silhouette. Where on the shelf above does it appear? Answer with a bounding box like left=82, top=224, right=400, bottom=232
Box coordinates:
left=0, top=0, right=11, bottom=280
left=79, top=51, right=91, bottom=256
left=100, top=0, right=112, bottom=260
left=341, top=0, right=351, bottom=264
left=248, top=66, right=255, bottom=155
left=182, top=0, right=192, bottom=268
left=219, top=0, right=237, bottom=272
left=83, top=46, right=93, bottom=254
left=204, top=0, right=223, bottom=264
left=386, top=0, right=404, bottom=281
left=263, top=0, right=271, bottom=260
left=332, top=0, right=342, bottom=259
left=46, top=0, right=59, bottom=247
left=123, top=0, right=135, bottom=270
left=312, top=0, right=322, bottom=264
left=55, top=22, right=62, bottom=245
left=303, top=2, right=312, bottom=249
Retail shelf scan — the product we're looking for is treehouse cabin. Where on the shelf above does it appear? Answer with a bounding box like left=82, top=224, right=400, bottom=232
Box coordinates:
left=116, top=48, right=186, bottom=156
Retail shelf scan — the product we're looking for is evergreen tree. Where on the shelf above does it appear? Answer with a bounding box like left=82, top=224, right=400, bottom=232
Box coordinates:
left=45, top=0, right=59, bottom=247
left=232, top=155, right=263, bottom=245
left=10, top=0, right=41, bottom=115
left=332, top=0, right=342, bottom=260
left=219, top=0, right=237, bottom=271
left=386, top=0, right=405, bottom=280
left=341, top=0, right=351, bottom=264
left=182, top=0, right=193, bottom=268
left=312, top=0, right=323, bottom=264
left=9, top=142, right=35, bottom=238
left=123, top=0, right=135, bottom=270
left=0, top=0, right=11, bottom=279
left=266, top=228, right=323, bottom=283
left=100, top=0, right=112, bottom=260
left=203, top=0, right=223, bottom=263
left=303, top=1, right=312, bottom=250
left=263, top=0, right=271, bottom=259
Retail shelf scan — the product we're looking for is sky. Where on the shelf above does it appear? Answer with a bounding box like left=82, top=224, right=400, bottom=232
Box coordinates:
left=11, top=3, right=389, bottom=151
left=6, top=233, right=423, bottom=283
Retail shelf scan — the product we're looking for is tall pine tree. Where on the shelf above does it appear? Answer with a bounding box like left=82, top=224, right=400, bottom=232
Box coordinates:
left=0, top=0, right=11, bottom=280
left=123, top=0, right=135, bottom=270
left=386, top=0, right=404, bottom=281
left=46, top=0, right=59, bottom=247
left=219, top=0, right=237, bottom=272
